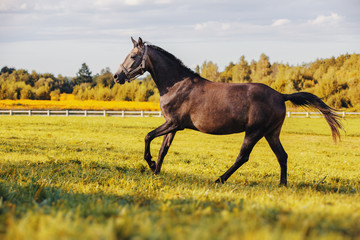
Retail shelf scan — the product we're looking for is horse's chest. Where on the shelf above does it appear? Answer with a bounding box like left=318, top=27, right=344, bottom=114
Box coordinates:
left=160, top=87, right=191, bottom=117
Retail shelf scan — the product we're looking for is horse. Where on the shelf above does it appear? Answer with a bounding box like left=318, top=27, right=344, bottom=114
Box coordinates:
left=113, top=37, right=342, bottom=186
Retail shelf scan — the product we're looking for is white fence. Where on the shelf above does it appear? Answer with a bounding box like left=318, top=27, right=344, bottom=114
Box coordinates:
left=0, top=110, right=162, bottom=117
left=286, top=111, right=360, bottom=118
left=0, top=110, right=359, bottom=118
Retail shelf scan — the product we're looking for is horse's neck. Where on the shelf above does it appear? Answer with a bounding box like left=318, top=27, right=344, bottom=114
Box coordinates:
left=147, top=48, right=192, bottom=96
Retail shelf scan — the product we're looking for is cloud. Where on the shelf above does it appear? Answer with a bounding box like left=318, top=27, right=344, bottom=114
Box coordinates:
left=0, top=0, right=25, bottom=11
left=194, top=21, right=232, bottom=32
left=93, top=0, right=172, bottom=9
left=124, top=0, right=143, bottom=6
left=1, top=0, right=359, bottom=77
left=155, top=0, right=172, bottom=4
left=272, top=19, right=291, bottom=27
left=309, top=13, right=342, bottom=25
left=194, top=21, right=264, bottom=33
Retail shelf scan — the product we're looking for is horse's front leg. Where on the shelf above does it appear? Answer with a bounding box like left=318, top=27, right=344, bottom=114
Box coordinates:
left=154, top=131, right=176, bottom=175
left=144, top=138, right=155, bottom=171
left=144, top=121, right=179, bottom=173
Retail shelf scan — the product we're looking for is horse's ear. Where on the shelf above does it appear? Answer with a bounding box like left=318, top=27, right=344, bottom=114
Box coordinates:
left=131, top=37, right=137, bottom=47
left=138, top=37, right=144, bottom=47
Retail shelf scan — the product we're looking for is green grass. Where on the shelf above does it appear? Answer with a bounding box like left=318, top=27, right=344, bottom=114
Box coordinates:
left=0, top=116, right=359, bottom=240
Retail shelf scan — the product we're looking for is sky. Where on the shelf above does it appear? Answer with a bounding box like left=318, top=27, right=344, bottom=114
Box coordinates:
left=0, top=0, right=359, bottom=77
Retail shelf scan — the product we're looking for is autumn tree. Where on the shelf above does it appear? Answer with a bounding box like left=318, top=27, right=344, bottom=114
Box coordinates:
left=94, top=68, right=114, bottom=87
left=219, top=62, right=235, bottom=83
left=200, top=60, right=220, bottom=82
left=232, top=56, right=251, bottom=83
left=252, top=53, right=272, bottom=85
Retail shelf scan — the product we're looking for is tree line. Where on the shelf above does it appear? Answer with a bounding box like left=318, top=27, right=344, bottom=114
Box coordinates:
left=199, top=53, right=359, bottom=110
left=1, top=53, right=359, bottom=109
left=0, top=64, right=159, bottom=103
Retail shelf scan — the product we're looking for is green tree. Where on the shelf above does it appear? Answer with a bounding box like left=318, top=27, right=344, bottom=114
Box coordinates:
left=72, top=63, right=93, bottom=86
left=57, top=74, right=73, bottom=93
left=1, top=66, right=15, bottom=75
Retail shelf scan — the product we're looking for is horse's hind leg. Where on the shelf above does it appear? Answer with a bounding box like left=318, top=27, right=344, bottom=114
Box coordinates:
left=215, top=130, right=263, bottom=184
left=153, top=131, right=176, bottom=175
left=265, top=130, right=288, bottom=186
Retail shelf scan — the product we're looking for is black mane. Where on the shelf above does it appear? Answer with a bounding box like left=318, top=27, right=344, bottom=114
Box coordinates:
left=147, top=44, right=200, bottom=77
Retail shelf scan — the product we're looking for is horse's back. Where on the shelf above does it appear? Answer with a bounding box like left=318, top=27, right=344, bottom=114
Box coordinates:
left=214, top=82, right=286, bottom=130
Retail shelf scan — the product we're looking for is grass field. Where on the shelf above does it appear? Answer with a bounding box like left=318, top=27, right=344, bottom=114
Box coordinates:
left=0, top=116, right=359, bottom=239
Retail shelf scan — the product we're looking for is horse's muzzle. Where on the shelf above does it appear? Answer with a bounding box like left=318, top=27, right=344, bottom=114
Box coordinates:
left=113, top=72, right=127, bottom=84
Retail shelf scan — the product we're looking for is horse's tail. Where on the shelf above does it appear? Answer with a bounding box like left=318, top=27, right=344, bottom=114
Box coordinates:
left=283, top=92, right=342, bottom=143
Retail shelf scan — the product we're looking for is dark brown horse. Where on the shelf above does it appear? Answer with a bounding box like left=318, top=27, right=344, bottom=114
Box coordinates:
left=114, top=37, right=342, bottom=186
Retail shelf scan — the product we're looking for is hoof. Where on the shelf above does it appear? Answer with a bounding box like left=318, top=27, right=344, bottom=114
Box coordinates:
left=152, top=165, right=162, bottom=175
left=215, top=177, right=224, bottom=184
left=279, top=182, right=287, bottom=187
left=149, top=161, right=156, bottom=171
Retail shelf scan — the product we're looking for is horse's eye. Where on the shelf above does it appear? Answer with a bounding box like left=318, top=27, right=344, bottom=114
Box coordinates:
left=130, top=54, right=137, bottom=59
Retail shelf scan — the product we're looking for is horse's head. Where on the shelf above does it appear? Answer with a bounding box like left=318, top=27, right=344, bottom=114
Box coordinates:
left=113, top=37, right=148, bottom=84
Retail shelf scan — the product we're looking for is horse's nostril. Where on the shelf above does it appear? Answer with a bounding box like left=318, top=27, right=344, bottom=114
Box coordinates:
left=113, top=74, right=118, bottom=79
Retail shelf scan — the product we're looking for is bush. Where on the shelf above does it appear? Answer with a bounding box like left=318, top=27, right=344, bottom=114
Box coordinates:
left=50, top=89, right=61, bottom=101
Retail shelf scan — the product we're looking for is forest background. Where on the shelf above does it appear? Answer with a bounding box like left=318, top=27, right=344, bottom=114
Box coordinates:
left=1, top=53, right=359, bottom=110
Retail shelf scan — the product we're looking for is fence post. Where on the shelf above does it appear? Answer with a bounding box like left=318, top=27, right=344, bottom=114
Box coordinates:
left=306, top=112, right=309, bottom=118
left=66, top=110, right=69, bottom=117
left=84, top=110, right=87, bottom=117
left=141, top=111, right=144, bottom=117
left=121, top=111, right=124, bottom=117
left=47, top=110, right=50, bottom=116
left=287, top=112, right=290, bottom=118
left=103, top=110, right=106, bottom=117
left=29, top=110, right=31, bottom=116
left=159, top=111, right=162, bottom=117
left=342, top=112, right=345, bottom=119
left=9, top=110, right=13, bottom=116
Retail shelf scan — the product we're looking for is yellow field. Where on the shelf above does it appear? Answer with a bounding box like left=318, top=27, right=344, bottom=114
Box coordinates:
left=0, top=94, right=160, bottom=111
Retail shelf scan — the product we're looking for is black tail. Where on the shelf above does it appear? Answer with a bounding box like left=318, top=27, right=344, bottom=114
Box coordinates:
left=283, top=92, right=342, bottom=142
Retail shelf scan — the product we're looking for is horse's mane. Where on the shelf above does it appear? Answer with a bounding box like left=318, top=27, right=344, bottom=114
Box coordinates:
left=146, top=43, right=200, bottom=77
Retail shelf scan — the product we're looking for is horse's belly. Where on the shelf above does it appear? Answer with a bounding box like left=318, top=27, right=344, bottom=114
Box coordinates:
left=190, top=114, right=246, bottom=135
